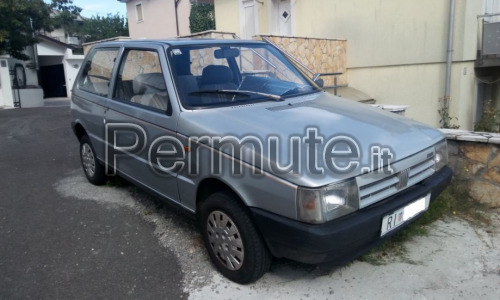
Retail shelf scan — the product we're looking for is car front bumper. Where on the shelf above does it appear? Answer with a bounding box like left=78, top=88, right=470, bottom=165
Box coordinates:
left=250, top=166, right=453, bottom=264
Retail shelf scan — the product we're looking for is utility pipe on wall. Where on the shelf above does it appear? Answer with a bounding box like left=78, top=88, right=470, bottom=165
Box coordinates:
left=444, top=0, right=456, bottom=100
left=175, top=0, right=181, bottom=36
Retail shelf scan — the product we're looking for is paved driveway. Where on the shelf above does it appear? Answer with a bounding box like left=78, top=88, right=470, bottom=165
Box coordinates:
left=0, top=106, right=186, bottom=299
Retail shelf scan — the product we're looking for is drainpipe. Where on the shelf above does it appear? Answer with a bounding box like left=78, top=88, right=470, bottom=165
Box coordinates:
left=444, top=0, right=455, bottom=101
left=30, top=18, right=41, bottom=87
left=175, top=0, right=181, bottom=36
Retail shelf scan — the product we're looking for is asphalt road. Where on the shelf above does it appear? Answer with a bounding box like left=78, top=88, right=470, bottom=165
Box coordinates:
left=0, top=106, right=186, bottom=299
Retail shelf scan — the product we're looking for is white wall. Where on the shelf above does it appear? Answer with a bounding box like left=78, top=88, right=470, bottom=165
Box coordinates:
left=294, top=0, right=480, bottom=68
left=348, top=61, right=476, bottom=128
left=215, top=0, right=240, bottom=35
left=292, top=0, right=482, bottom=129
left=7, top=55, right=39, bottom=87
left=63, top=50, right=84, bottom=97
left=126, top=0, right=191, bottom=38
left=0, top=58, right=14, bottom=107
left=37, top=39, right=67, bottom=56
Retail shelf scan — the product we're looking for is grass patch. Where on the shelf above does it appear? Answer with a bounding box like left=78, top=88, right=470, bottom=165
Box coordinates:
left=359, top=181, right=490, bottom=264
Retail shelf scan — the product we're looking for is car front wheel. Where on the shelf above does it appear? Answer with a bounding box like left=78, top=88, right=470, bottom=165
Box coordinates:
left=200, top=191, right=271, bottom=284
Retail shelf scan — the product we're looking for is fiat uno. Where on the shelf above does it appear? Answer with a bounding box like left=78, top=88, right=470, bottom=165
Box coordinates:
left=71, top=39, right=452, bottom=283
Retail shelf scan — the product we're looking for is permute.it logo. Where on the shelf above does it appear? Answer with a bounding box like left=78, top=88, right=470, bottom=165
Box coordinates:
left=104, top=124, right=394, bottom=178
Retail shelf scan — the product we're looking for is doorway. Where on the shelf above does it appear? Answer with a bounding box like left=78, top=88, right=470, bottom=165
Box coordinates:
left=270, top=0, right=292, bottom=36
left=40, top=64, right=67, bottom=98
left=241, top=0, right=258, bottom=39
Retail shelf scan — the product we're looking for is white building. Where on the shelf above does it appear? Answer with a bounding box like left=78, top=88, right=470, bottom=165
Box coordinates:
left=213, top=0, right=500, bottom=130
left=0, top=25, right=84, bottom=108
left=37, top=34, right=85, bottom=99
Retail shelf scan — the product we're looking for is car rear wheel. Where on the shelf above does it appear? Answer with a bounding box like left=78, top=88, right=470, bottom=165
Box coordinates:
left=80, top=135, right=107, bottom=185
left=200, top=191, right=271, bottom=284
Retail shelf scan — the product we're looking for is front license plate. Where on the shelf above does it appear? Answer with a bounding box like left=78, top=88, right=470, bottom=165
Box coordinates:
left=380, top=194, right=431, bottom=236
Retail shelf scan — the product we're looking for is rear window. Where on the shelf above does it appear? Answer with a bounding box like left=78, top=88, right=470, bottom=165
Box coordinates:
left=78, top=48, right=119, bottom=97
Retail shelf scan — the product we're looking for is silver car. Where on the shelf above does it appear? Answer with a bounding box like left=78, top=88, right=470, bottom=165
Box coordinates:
left=71, top=39, right=452, bottom=283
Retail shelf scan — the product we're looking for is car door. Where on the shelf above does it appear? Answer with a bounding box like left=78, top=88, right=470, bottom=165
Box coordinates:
left=72, top=47, right=120, bottom=162
left=104, top=44, right=181, bottom=203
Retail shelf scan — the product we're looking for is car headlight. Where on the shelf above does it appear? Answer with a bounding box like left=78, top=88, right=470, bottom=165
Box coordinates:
left=434, top=139, right=448, bottom=171
left=297, top=179, right=359, bottom=224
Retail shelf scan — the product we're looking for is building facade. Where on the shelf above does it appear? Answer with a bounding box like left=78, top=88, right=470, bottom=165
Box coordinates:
left=0, top=29, right=84, bottom=108
left=119, top=0, right=193, bottom=38
left=213, top=0, right=497, bottom=130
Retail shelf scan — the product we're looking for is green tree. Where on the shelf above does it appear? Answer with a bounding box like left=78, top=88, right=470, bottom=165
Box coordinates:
left=77, top=14, right=129, bottom=43
left=51, top=1, right=83, bottom=37
left=189, top=3, right=215, bottom=33
left=0, top=0, right=80, bottom=60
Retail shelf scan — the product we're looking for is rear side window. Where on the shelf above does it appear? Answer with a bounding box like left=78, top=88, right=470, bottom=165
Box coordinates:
left=78, top=48, right=119, bottom=97
left=113, top=49, right=171, bottom=113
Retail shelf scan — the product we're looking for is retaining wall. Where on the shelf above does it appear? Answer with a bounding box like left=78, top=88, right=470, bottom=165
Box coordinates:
left=441, top=129, right=500, bottom=208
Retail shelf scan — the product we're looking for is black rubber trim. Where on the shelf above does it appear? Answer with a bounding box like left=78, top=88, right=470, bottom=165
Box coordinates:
left=70, top=121, right=77, bottom=137
left=250, top=166, right=453, bottom=264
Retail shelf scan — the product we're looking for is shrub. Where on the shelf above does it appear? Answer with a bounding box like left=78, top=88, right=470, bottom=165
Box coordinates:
left=189, top=3, right=215, bottom=34
left=474, top=100, right=500, bottom=133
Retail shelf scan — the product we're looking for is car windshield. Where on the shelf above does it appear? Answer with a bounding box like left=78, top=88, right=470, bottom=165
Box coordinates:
left=167, top=43, right=319, bottom=109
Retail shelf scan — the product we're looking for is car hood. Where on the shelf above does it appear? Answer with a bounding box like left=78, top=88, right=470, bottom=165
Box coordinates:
left=177, top=92, right=444, bottom=187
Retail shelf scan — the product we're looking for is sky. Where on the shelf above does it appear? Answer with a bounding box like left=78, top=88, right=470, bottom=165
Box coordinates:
left=72, top=0, right=127, bottom=17
left=46, top=0, right=128, bottom=18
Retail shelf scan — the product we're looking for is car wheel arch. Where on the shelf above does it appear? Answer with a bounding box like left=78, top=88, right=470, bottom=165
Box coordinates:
left=196, top=177, right=248, bottom=215
left=73, top=122, right=88, bottom=141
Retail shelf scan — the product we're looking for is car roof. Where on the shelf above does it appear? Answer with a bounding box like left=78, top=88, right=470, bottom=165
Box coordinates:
left=94, top=38, right=267, bottom=48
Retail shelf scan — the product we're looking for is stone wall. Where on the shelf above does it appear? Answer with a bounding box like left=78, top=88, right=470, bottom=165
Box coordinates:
left=121, top=50, right=162, bottom=80
left=256, top=35, right=347, bottom=87
left=183, top=32, right=347, bottom=87
left=442, top=129, right=500, bottom=208
left=82, top=36, right=131, bottom=56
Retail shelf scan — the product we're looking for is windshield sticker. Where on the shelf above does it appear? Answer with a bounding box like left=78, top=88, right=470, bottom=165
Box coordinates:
left=172, top=49, right=182, bottom=56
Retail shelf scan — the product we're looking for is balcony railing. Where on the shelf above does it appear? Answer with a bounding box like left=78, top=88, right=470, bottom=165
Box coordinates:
left=482, top=21, right=500, bottom=56
left=477, top=13, right=500, bottom=67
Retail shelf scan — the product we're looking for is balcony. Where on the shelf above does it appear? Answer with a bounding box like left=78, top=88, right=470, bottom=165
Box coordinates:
left=476, top=18, right=500, bottom=69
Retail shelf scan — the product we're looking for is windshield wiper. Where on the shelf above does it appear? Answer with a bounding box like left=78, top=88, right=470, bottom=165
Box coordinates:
left=190, top=90, right=285, bottom=101
left=220, top=90, right=285, bottom=101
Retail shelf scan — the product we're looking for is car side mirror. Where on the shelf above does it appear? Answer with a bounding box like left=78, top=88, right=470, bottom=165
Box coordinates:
left=314, top=78, right=324, bottom=88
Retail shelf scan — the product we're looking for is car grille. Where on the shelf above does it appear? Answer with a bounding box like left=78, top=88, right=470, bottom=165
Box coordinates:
left=356, top=146, right=436, bottom=209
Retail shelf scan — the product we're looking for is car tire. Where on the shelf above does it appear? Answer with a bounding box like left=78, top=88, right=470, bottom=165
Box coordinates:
left=80, top=135, right=107, bottom=185
left=200, top=191, right=271, bottom=284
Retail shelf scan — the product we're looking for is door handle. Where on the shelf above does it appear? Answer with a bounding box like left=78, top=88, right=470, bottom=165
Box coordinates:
left=103, top=107, right=109, bottom=124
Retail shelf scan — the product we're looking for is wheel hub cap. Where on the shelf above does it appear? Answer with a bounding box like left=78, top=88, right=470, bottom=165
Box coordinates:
left=207, top=211, right=244, bottom=270
left=81, top=143, right=96, bottom=177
